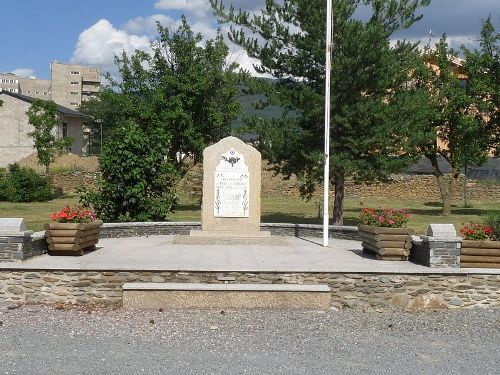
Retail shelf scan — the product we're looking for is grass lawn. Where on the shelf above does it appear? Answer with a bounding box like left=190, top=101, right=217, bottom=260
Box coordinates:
left=1, top=193, right=498, bottom=235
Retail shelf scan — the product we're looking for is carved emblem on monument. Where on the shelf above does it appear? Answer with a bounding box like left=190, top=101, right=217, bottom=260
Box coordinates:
left=214, top=148, right=249, bottom=217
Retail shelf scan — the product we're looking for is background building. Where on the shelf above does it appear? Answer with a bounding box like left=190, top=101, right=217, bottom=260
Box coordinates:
left=0, top=62, right=100, bottom=159
left=0, top=62, right=100, bottom=110
left=50, top=62, right=100, bottom=109
left=0, top=91, right=86, bottom=167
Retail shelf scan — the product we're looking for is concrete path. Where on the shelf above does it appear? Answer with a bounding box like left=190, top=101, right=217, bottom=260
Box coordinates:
left=2, top=235, right=498, bottom=274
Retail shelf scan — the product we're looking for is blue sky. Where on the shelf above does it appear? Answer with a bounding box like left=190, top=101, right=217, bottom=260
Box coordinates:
left=0, top=0, right=498, bottom=79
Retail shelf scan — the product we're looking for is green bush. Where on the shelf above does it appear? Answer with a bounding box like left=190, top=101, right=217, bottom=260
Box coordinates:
left=0, top=168, right=9, bottom=201
left=79, top=121, right=177, bottom=222
left=0, top=164, right=54, bottom=202
left=484, top=211, right=500, bottom=241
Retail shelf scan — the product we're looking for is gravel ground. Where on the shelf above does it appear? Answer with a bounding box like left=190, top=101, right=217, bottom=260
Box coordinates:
left=0, top=303, right=498, bottom=375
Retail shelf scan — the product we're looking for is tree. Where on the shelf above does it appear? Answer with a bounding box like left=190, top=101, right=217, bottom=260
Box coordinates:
left=79, top=120, right=177, bottom=221
left=79, top=18, right=241, bottom=221
left=417, top=19, right=499, bottom=216
left=81, top=17, right=241, bottom=176
left=26, top=99, right=73, bottom=174
left=211, top=0, right=431, bottom=224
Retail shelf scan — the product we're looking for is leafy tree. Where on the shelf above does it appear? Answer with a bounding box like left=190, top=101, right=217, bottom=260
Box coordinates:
left=81, top=17, right=241, bottom=176
left=80, top=18, right=241, bottom=221
left=211, top=0, right=431, bottom=224
left=26, top=99, right=73, bottom=174
left=417, top=19, right=499, bottom=216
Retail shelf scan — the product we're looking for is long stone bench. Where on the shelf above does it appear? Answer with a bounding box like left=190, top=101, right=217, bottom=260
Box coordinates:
left=122, top=283, right=331, bottom=310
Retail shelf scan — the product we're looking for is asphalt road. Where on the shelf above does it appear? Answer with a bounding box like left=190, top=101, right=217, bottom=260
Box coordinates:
left=0, top=304, right=498, bottom=375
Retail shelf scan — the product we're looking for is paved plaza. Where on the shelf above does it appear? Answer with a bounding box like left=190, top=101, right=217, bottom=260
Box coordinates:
left=2, top=235, right=498, bottom=275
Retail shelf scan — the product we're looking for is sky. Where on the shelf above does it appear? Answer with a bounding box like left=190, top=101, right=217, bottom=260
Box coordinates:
left=0, top=0, right=498, bottom=80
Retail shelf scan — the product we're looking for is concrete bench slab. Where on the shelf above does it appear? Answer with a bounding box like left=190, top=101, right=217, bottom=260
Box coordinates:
left=122, top=283, right=331, bottom=310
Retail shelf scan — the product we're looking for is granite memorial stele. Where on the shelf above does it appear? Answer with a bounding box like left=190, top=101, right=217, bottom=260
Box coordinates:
left=190, top=136, right=270, bottom=238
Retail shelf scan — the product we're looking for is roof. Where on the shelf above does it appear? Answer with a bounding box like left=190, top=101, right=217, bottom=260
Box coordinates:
left=0, top=90, right=87, bottom=118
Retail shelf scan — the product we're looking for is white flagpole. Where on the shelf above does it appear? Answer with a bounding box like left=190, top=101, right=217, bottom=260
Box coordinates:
left=323, top=0, right=333, bottom=247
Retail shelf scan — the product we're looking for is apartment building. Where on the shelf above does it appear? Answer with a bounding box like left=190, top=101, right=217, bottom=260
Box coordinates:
left=0, top=62, right=100, bottom=109
left=50, top=62, right=100, bottom=109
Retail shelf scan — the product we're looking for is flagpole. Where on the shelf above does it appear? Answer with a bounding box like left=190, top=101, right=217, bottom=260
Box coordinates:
left=323, top=0, right=332, bottom=247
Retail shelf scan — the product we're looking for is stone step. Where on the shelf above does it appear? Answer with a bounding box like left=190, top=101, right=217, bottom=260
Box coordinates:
left=122, top=283, right=331, bottom=310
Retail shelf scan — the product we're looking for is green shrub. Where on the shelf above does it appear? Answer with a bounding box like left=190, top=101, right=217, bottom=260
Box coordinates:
left=79, top=121, right=177, bottom=221
left=484, top=211, right=500, bottom=241
left=0, top=169, right=9, bottom=201
left=0, top=164, right=54, bottom=202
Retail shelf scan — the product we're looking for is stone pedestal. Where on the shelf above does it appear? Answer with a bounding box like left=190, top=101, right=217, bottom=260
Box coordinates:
left=185, top=136, right=270, bottom=242
left=0, top=218, right=46, bottom=262
left=410, top=224, right=461, bottom=268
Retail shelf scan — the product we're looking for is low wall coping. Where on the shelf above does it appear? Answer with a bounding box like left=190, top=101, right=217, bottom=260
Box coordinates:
left=101, top=221, right=358, bottom=231
left=421, top=235, right=463, bottom=243
left=103, top=221, right=200, bottom=228
left=123, top=282, right=331, bottom=292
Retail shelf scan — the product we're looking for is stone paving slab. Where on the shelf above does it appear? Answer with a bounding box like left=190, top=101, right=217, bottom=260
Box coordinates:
left=0, top=235, right=499, bottom=274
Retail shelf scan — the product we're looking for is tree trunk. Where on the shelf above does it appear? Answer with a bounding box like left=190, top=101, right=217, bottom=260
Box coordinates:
left=428, top=155, right=458, bottom=216
left=332, top=174, right=345, bottom=225
left=440, top=174, right=452, bottom=216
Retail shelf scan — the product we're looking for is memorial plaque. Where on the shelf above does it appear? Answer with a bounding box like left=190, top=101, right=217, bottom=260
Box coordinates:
left=214, top=148, right=249, bottom=217
left=192, top=136, right=269, bottom=236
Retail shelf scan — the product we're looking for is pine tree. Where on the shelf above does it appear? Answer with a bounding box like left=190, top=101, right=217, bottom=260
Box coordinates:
left=211, top=0, right=431, bottom=224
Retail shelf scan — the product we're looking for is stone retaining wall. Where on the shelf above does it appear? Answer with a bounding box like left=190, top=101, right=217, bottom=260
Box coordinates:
left=0, top=270, right=497, bottom=310
left=100, top=222, right=360, bottom=241
left=52, top=170, right=500, bottom=201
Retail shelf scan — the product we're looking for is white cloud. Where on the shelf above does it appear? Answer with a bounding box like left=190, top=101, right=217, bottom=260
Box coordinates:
left=71, top=19, right=152, bottom=75
left=11, top=68, right=35, bottom=78
left=70, top=13, right=264, bottom=79
left=191, top=21, right=218, bottom=40
left=123, top=14, right=175, bottom=35
left=154, top=0, right=211, bottom=18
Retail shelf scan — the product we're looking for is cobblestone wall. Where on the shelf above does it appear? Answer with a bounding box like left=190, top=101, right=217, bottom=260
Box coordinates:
left=0, top=270, right=498, bottom=310
left=52, top=170, right=500, bottom=201
left=100, top=222, right=360, bottom=241
left=0, top=233, right=46, bottom=262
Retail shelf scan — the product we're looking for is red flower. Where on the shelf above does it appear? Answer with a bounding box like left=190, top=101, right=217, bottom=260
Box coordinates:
left=51, top=205, right=97, bottom=224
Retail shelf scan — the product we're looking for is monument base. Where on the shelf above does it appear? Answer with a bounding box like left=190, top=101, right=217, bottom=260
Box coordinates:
left=173, top=230, right=287, bottom=245
left=190, top=230, right=271, bottom=238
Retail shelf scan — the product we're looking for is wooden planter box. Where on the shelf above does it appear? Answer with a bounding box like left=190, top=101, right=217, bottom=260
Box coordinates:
left=358, top=224, right=414, bottom=261
left=44, top=220, right=103, bottom=256
left=460, top=239, right=500, bottom=269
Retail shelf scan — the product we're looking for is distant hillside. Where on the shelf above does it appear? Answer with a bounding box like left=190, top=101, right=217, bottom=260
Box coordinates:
left=231, top=80, right=286, bottom=131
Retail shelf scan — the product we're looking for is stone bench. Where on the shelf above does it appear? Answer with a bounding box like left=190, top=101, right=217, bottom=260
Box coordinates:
left=122, top=283, right=331, bottom=310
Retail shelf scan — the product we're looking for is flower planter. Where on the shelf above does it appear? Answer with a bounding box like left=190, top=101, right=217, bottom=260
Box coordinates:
left=460, top=239, right=500, bottom=269
left=358, top=224, right=414, bottom=260
left=44, top=220, right=103, bottom=256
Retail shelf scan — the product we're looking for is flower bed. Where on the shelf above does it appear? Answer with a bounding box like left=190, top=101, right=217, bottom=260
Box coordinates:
left=45, top=206, right=102, bottom=256
left=459, top=223, right=500, bottom=269
left=358, top=208, right=413, bottom=260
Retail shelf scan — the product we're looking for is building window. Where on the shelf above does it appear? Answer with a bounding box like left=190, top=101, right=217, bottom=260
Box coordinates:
left=71, top=92, right=79, bottom=95
left=35, top=91, right=40, bottom=94
left=62, top=123, right=68, bottom=138
left=70, top=71, right=80, bottom=75
left=71, top=81, right=79, bottom=85
left=70, top=102, right=79, bottom=106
